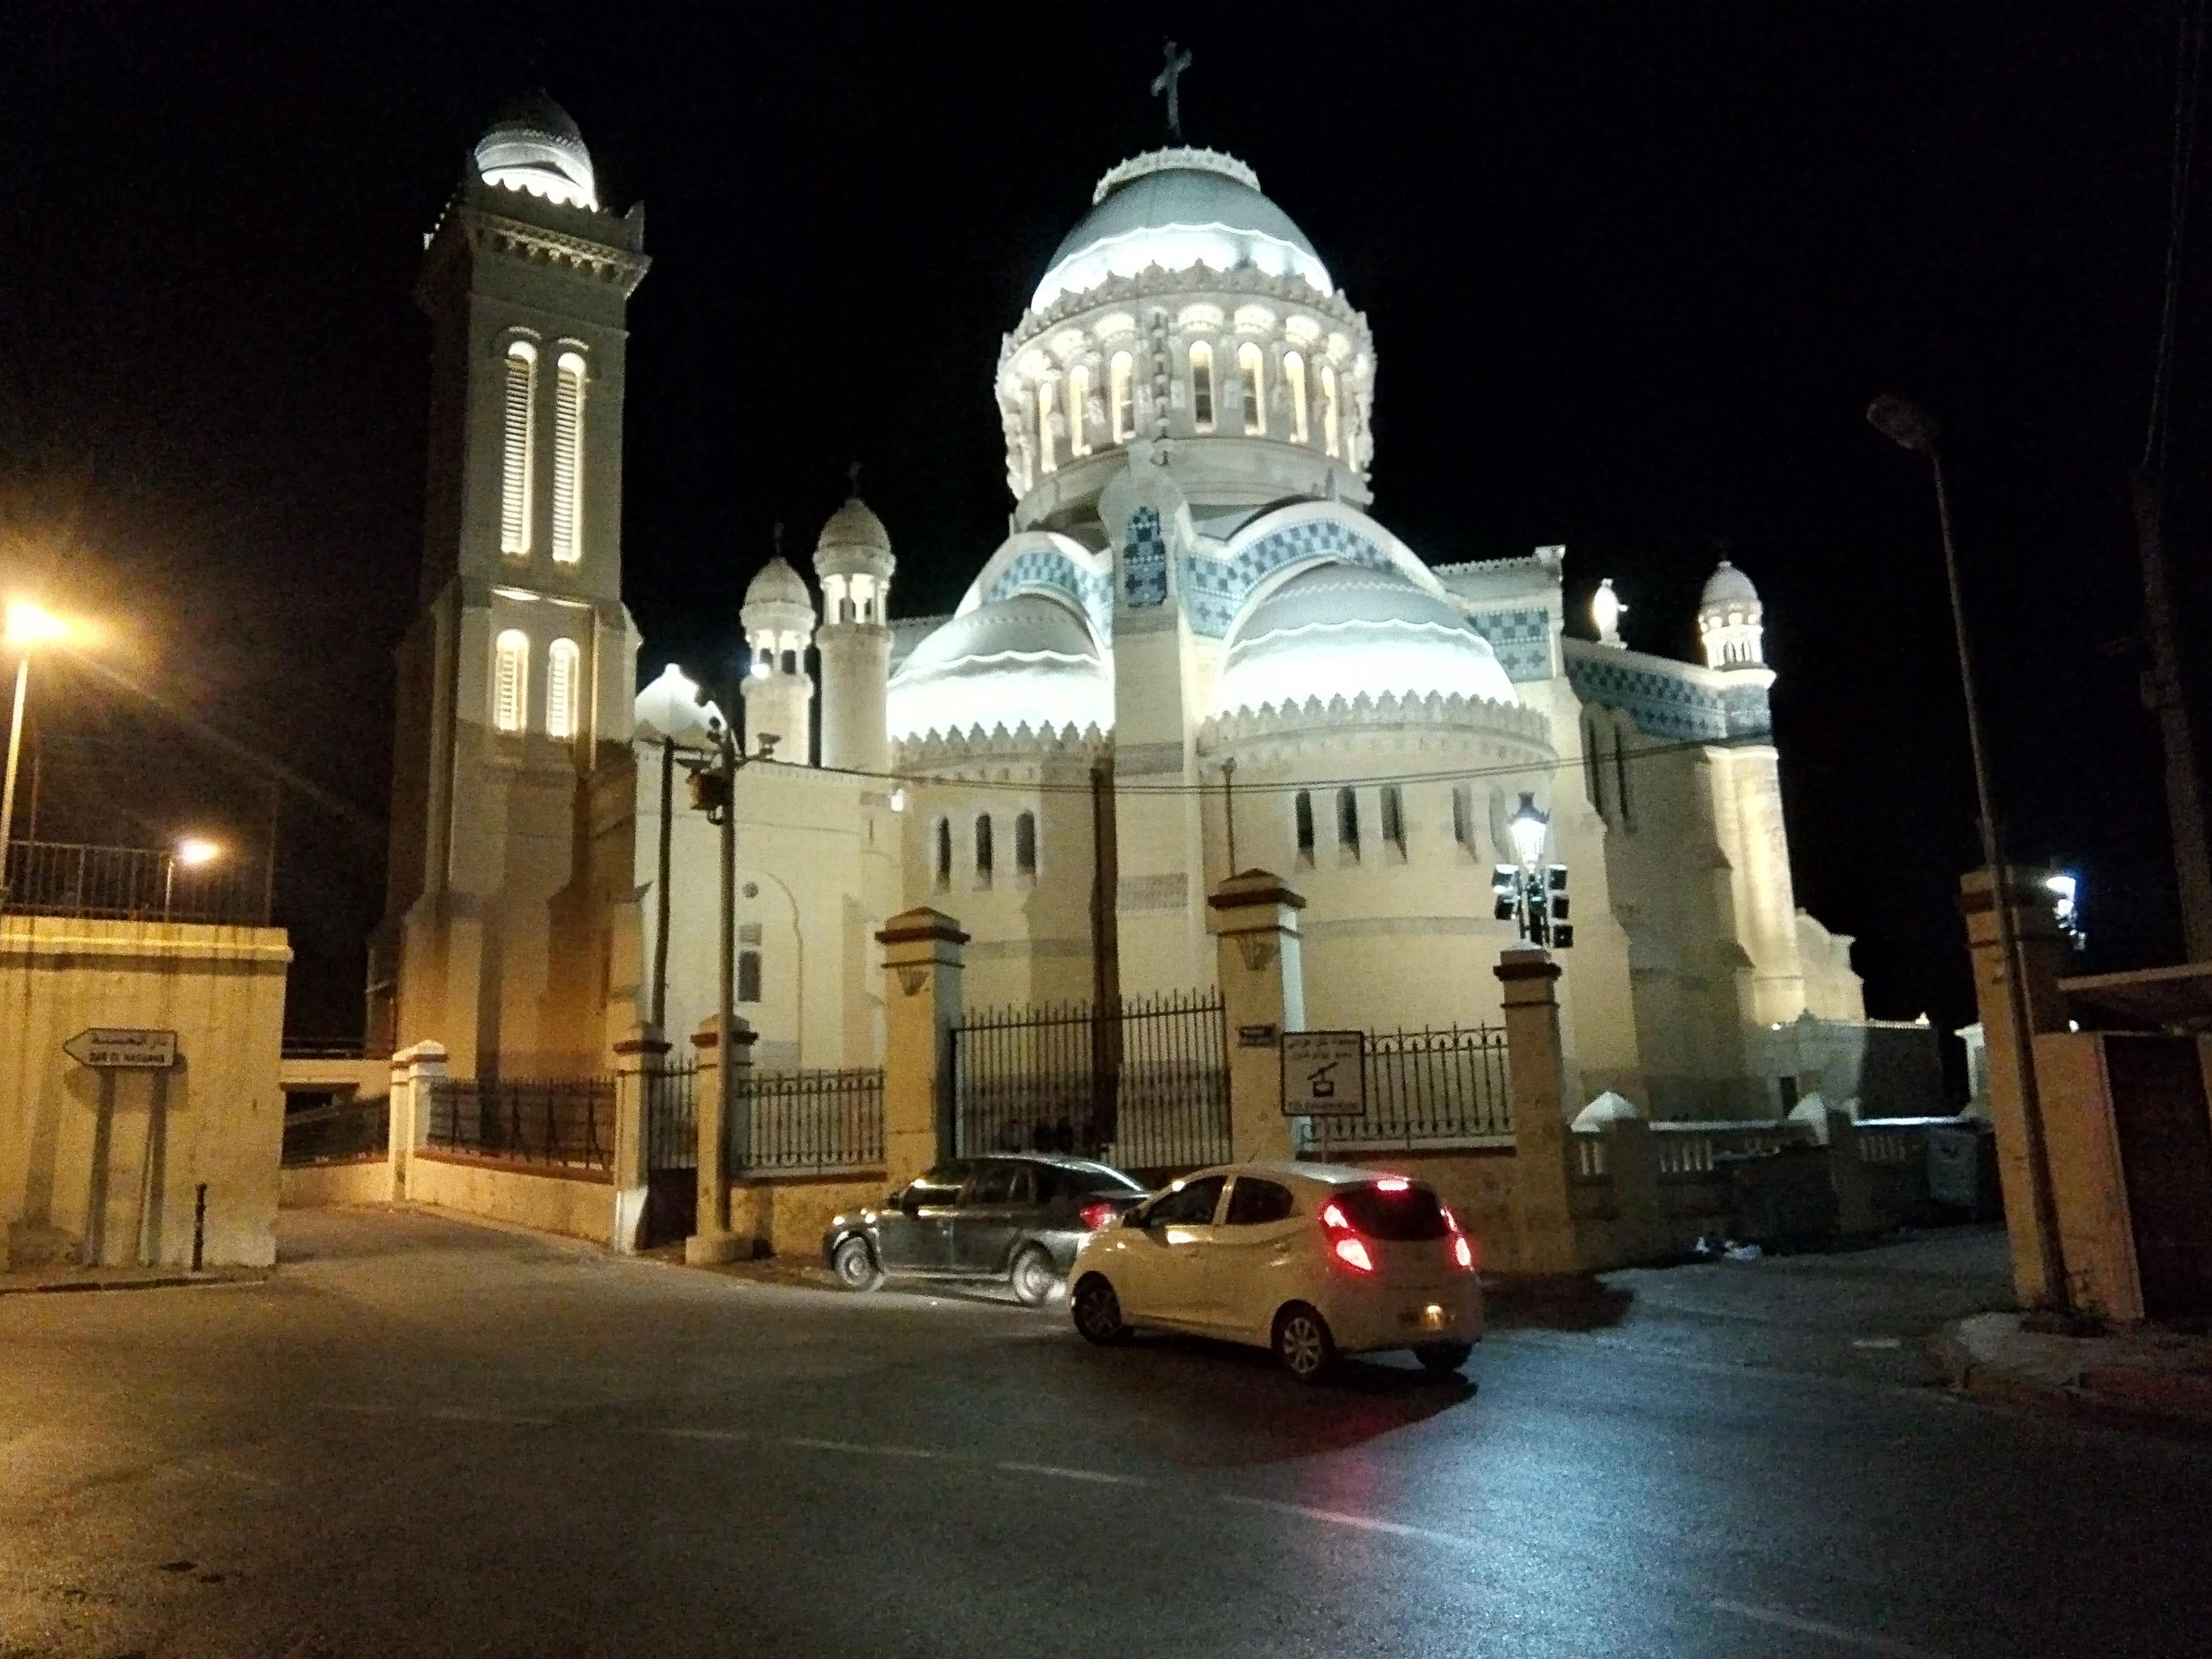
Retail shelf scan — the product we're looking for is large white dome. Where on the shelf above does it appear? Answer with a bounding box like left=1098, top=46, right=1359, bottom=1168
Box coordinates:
left=888, top=594, right=1112, bottom=741
left=1213, top=564, right=1518, bottom=718
left=474, top=93, right=598, bottom=211
left=1032, top=150, right=1331, bottom=312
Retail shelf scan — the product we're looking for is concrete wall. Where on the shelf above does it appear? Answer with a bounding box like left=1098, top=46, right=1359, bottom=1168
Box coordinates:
left=727, top=1171, right=889, bottom=1261
left=1, top=917, right=290, bottom=1269
left=407, top=1150, right=614, bottom=1244
left=279, top=1158, right=391, bottom=1209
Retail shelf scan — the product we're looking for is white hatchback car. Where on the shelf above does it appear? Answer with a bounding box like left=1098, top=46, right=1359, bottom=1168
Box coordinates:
left=1067, top=1161, right=1483, bottom=1382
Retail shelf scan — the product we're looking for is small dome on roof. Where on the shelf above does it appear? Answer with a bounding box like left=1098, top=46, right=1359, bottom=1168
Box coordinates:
left=814, top=496, right=894, bottom=577
left=1700, top=560, right=1760, bottom=612
left=1213, top=564, right=1518, bottom=718
left=1032, top=149, right=1331, bottom=312
left=1697, top=560, right=1766, bottom=670
left=475, top=91, right=598, bottom=211
left=742, top=556, right=815, bottom=642
left=887, top=594, right=1111, bottom=741
left=633, top=663, right=723, bottom=744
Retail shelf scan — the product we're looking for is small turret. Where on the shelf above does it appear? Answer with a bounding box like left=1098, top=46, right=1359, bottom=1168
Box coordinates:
left=740, top=541, right=815, bottom=762
left=1698, top=560, right=1765, bottom=669
left=813, top=479, right=895, bottom=775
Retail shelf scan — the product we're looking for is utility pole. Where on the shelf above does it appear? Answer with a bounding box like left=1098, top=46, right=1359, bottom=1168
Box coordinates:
left=652, top=736, right=674, bottom=1030
left=2131, top=472, right=2212, bottom=960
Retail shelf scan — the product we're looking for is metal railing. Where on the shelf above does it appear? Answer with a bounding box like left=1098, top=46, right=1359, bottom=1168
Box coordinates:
left=425, top=1078, right=613, bottom=1171
left=644, top=1060, right=698, bottom=1172
left=953, top=990, right=1230, bottom=1174
left=281, top=1095, right=391, bottom=1166
left=1, top=839, right=272, bottom=925
left=1309, top=1024, right=1512, bottom=1153
left=732, top=1068, right=885, bottom=1176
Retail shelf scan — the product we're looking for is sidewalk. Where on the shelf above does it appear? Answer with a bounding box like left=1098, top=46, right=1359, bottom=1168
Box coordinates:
left=1939, top=1310, right=2212, bottom=1436
left=0, top=1262, right=269, bottom=1297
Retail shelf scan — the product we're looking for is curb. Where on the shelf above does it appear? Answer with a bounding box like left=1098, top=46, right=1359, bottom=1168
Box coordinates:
left=1933, top=1328, right=2212, bottom=1444
left=0, top=1270, right=269, bottom=1298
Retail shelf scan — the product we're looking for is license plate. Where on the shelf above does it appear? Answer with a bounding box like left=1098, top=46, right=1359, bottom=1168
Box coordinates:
left=1400, top=1305, right=1453, bottom=1331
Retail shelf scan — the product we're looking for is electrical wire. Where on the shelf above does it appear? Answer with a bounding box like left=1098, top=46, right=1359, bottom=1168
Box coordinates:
left=2144, top=0, right=2205, bottom=481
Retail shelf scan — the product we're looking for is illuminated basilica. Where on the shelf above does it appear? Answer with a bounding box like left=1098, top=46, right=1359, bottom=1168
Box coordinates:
left=371, top=94, right=1899, bottom=1121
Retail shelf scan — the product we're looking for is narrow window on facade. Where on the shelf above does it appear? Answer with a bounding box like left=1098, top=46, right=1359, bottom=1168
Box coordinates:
left=492, top=629, right=529, bottom=733
left=1015, top=810, right=1037, bottom=878
left=1336, top=786, right=1360, bottom=859
left=1452, top=784, right=1474, bottom=851
left=1110, top=351, right=1135, bottom=443
left=1189, top=341, right=1215, bottom=431
left=1037, top=378, right=1058, bottom=474
left=1283, top=349, right=1310, bottom=444
left=1583, top=710, right=1606, bottom=818
left=1614, top=720, right=1633, bottom=828
left=934, top=818, right=952, bottom=889
left=1238, top=341, right=1265, bottom=434
left=738, top=950, right=763, bottom=1004
left=1321, top=364, right=1340, bottom=457
left=499, top=341, right=537, bottom=556
left=551, top=351, right=585, bottom=564
left=1381, top=784, right=1406, bottom=857
left=545, top=638, right=581, bottom=741
left=1294, top=790, right=1315, bottom=865
left=1067, top=364, right=1092, bottom=458
left=975, top=814, right=994, bottom=887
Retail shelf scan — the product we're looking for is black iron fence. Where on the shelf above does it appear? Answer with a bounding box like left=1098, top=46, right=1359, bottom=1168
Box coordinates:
left=953, top=990, right=1230, bottom=1174
left=426, top=1078, right=613, bottom=1171
left=1308, top=1024, right=1512, bottom=1154
left=644, top=1060, right=698, bottom=1171
left=1, top=839, right=272, bottom=925
left=281, top=1095, right=390, bottom=1166
left=732, top=1069, right=885, bottom=1175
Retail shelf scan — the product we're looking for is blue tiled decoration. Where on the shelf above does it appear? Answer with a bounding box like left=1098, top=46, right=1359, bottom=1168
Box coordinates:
left=982, top=548, right=1115, bottom=641
left=1122, top=506, right=1167, bottom=607
left=1567, top=652, right=1773, bottom=742
left=1183, top=518, right=1400, bottom=638
left=1465, top=608, right=1553, bottom=682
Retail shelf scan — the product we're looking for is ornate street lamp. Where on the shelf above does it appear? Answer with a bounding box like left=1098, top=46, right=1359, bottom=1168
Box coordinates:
left=1493, top=791, right=1572, bottom=949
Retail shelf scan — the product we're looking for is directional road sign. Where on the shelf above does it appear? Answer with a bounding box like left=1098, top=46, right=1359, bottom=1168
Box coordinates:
left=1280, top=1029, right=1365, bottom=1116
left=63, top=1028, right=179, bottom=1069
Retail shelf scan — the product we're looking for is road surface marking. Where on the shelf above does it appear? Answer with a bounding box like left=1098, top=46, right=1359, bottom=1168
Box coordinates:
left=1219, top=1494, right=1475, bottom=1549
left=996, top=1461, right=1144, bottom=1485
left=784, top=1436, right=945, bottom=1459
left=1853, top=1338, right=1904, bottom=1350
left=656, top=1427, right=750, bottom=1444
left=1711, top=1597, right=1945, bottom=1657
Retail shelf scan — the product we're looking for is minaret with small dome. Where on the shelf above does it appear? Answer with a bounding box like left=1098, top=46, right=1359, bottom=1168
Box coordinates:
left=740, top=539, right=816, bottom=763
left=812, top=479, right=895, bottom=775
left=1698, top=560, right=1765, bottom=668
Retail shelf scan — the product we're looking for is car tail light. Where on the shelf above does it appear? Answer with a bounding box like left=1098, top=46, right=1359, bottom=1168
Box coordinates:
left=1332, top=1236, right=1375, bottom=1273
left=1079, top=1201, right=1119, bottom=1231
left=1321, top=1202, right=1349, bottom=1230
left=1452, top=1235, right=1476, bottom=1271
left=1375, top=1177, right=1411, bottom=1192
left=1319, top=1201, right=1374, bottom=1272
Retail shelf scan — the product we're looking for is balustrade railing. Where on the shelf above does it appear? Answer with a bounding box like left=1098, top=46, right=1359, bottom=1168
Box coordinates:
left=1, top=839, right=271, bottom=925
left=426, top=1078, right=613, bottom=1171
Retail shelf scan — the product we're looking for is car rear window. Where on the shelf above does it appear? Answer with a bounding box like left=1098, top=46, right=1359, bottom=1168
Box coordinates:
left=1333, top=1182, right=1448, bottom=1241
left=1050, top=1164, right=1145, bottom=1197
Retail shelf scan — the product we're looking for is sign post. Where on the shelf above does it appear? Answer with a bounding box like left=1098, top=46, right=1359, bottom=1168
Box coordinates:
left=1280, top=1030, right=1365, bottom=1117
left=63, top=1028, right=179, bottom=1070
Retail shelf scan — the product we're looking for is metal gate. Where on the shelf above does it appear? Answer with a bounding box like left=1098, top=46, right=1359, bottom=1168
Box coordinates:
left=641, top=1060, right=698, bottom=1248
left=951, top=989, right=1229, bottom=1178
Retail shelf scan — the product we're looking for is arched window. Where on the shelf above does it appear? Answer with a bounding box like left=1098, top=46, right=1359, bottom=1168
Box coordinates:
left=934, top=818, right=952, bottom=890
left=974, top=814, right=994, bottom=887
left=1036, top=378, right=1058, bottom=474
left=545, top=638, right=581, bottom=740
left=1238, top=341, right=1266, bottom=434
left=1016, top=810, right=1037, bottom=877
left=1583, top=710, right=1606, bottom=817
left=1294, top=791, right=1315, bottom=865
left=1452, top=784, right=1474, bottom=851
left=1336, top=786, right=1360, bottom=859
left=1320, top=364, right=1340, bottom=458
left=1283, top=350, right=1310, bottom=444
left=738, top=923, right=763, bottom=1004
left=1109, top=351, right=1135, bottom=444
left=499, top=341, right=537, bottom=556
left=492, top=629, right=529, bottom=733
left=1381, top=785, right=1405, bottom=857
left=1188, top=341, right=1215, bottom=431
left=1067, top=364, right=1092, bottom=458
left=551, top=351, right=585, bottom=564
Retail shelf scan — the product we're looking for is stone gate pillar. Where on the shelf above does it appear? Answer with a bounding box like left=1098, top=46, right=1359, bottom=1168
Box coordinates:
left=878, top=909, right=967, bottom=1188
left=385, top=1040, right=447, bottom=1204
left=1960, top=866, right=2070, bottom=1308
left=1497, top=947, right=1581, bottom=1275
left=609, top=1021, right=667, bottom=1254
left=686, top=1013, right=755, bottom=1264
left=1206, top=870, right=1307, bottom=1164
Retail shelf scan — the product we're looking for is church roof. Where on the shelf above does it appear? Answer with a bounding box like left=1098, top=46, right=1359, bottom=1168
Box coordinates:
left=887, top=594, right=1111, bottom=741
left=1032, top=149, right=1331, bottom=312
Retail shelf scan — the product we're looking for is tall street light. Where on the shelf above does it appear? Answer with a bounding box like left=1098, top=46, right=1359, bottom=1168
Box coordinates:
left=164, top=836, right=223, bottom=920
left=1866, top=394, right=2068, bottom=1309
left=1, top=600, right=72, bottom=911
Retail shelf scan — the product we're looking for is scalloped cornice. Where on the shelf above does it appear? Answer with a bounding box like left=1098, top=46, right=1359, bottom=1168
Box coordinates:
left=1197, top=690, right=1552, bottom=752
left=894, top=722, right=1111, bottom=768
left=1002, top=262, right=1365, bottom=369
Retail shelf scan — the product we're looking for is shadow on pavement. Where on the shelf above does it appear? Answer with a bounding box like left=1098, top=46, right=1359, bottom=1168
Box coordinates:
left=1485, top=1276, right=1636, bottom=1332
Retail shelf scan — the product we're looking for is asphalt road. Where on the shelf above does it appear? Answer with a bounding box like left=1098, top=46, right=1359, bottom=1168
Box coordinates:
left=2, top=1209, right=2207, bottom=1659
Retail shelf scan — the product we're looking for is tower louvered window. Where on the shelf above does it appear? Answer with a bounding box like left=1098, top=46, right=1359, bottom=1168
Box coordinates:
left=546, top=638, right=581, bottom=741
left=500, top=342, right=537, bottom=556
left=551, top=351, right=585, bottom=564
left=493, top=630, right=529, bottom=733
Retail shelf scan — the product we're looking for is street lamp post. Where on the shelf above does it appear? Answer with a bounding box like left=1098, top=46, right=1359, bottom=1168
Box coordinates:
left=1867, top=393, right=2068, bottom=1309
left=1, top=600, right=71, bottom=911
left=163, top=837, right=223, bottom=921
left=1492, top=792, right=1573, bottom=949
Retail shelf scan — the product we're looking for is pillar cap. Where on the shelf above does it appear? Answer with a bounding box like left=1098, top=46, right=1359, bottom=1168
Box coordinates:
left=1495, top=946, right=1561, bottom=984
left=1206, top=869, right=1308, bottom=914
left=613, top=1035, right=672, bottom=1057
left=392, top=1040, right=449, bottom=1065
left=877, top=908, right=970, bottom=947
left=691, top=1015, right=758, bottom=1051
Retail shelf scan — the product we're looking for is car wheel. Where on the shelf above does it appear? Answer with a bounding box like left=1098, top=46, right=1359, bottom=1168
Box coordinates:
left=1071, top=1274, right=1130, bottom=1344
left=1010, top=1245, right=1059, bottom=1309
left=1273, top=1303, right=1337, bottom=1384
left=832, top=1235, right=883, bottom=1292
left=1415, top=1341, right=1474, bottom=1375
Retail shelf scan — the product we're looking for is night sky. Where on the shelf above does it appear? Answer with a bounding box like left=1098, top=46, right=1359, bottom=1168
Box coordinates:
left=3, top=3, right=2206, bottom=1057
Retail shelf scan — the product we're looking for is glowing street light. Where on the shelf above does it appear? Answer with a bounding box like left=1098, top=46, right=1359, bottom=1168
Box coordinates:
left=1493, top=791, right=1573, bottom=949
left=163, top=837, right=223, bottom=920
left=2, top=600, right=78, bottom=913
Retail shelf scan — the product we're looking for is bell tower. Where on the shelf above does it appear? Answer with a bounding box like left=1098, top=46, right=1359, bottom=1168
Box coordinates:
left=370, top=94, right=650, bottom=1077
